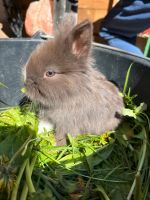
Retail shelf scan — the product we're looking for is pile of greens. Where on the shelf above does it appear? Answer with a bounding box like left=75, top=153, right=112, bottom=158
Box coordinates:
left=0, top=66, right=150, bottom=200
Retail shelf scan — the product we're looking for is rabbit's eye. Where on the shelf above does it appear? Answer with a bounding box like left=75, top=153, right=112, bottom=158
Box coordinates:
left=45, top=70, right=56, bottom=77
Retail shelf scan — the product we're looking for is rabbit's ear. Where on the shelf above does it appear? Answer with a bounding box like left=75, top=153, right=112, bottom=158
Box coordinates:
left=68, top=20, right=93, bottom=57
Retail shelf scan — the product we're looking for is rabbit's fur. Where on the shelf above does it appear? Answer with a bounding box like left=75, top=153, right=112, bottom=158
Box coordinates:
left=24, top=15, right=124, bottom=145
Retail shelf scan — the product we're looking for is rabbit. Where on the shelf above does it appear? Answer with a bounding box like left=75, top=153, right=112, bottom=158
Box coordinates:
left=24, top=14, right=124, bottom=145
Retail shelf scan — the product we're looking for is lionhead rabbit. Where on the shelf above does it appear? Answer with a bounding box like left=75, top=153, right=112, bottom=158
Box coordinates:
left=24, top=14, right=124, bottom=145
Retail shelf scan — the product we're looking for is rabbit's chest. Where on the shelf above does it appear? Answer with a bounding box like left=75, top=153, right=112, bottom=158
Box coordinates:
left=38, top=119, right=54, bottom=133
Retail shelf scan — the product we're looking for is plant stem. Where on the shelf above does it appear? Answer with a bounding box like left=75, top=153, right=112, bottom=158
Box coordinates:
left=20, top=183, right=28, bottom=200
left=11, top=159, right=28, bottom=200
left=143, top=168, right=150, bottom=200
left=96, top=185, right=110, bottom=200
left=20, top=155, right=37, bottom=200
left=25, top=158, right=36, bottom=193
left=134, top=173, right=141, bottom=200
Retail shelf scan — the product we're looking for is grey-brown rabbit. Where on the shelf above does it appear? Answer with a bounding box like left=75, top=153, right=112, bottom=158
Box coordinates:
left=24, top=15, right=124, bottom=145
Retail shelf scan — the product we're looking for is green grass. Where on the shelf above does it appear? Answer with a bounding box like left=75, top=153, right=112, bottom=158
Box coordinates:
left=0, top=100, right=149, bottom=200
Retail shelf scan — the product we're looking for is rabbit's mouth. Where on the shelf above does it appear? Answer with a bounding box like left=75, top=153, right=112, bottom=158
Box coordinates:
left=25, top=81, right=42, bottom=101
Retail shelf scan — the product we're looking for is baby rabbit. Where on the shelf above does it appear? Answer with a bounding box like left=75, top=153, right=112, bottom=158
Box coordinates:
left=24, top=15, right=124, bottom=145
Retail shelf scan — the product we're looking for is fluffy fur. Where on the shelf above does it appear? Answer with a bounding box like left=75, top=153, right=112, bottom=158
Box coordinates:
left=24, top=15, right=124, bottom=145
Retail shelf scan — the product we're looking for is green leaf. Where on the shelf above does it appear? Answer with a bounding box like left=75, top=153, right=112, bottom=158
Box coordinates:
left=21, top=87, right=27, bottom=93
left=134, top=103, right=147, bottom=114
left=122, top=108, right=136, bottom=118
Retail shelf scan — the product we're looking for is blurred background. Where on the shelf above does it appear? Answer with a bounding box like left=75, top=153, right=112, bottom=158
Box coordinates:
left=0, top=0, right=149, bottom=53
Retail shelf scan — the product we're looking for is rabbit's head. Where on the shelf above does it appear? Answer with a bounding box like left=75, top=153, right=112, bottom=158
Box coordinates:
left=24, top=15, right=95, bottom=106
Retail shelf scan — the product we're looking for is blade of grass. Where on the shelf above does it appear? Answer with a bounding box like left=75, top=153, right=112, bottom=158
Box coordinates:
left=67, top=134, right=77, bottom=163
left=123, top=63, right=133, bottom=95
left=127, top=127, right=147, bottom=200
left=103, top=165, right=121, bottom=180
left=80, top=147, right=93, bottom=174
